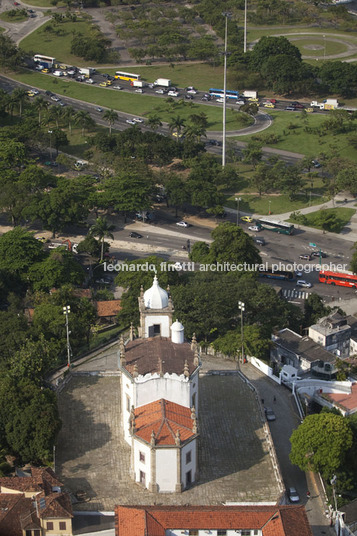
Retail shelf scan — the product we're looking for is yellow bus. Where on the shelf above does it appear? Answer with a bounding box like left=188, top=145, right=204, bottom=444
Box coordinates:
left=115, top=71, right=141, bottom=82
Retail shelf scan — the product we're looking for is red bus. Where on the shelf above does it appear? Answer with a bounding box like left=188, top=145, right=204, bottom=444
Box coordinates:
left=319, top=270, right=357, bottom=288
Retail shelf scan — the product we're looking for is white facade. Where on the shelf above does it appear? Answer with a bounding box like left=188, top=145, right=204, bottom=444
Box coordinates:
left=166, top=530, right=261, bottom=536
left=132, top=439, right=152, bottom=488
left=156, top=449, right=178, bottom=492
left=121, top=374, right=135, bottom=444
left=144, top=313, right=171, bottom=338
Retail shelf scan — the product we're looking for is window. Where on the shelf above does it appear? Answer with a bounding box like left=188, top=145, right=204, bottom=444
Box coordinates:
left=241, top=531, right=251, bottom=536
left=59, top=522, right=66, bottom=530
left=126, top=395, right=131, bottom=412
left=186, top=470, right=192, bottom=486
left=46, top=521, right=54, bottom=529
left=189, top=531, right=198, bottom=536
left=217, top=531, right=227, bottom=535
left=153, top=324, right=161, bottom=335
left=186, top=451, right=192, bottom=464
left=139, top=451, right=145, bottom=463
left=191, top=392, right=196, bottom=408
left=140, top=470, right=146, bottom=485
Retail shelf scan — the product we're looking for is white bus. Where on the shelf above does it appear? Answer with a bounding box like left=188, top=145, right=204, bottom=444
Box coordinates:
left=33, top=54, right=56, bottom=67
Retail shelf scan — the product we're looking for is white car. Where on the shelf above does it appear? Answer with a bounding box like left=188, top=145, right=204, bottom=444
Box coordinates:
left=167, top=91, right=179, bottom=97
left=126, top=119, right=136, bottom=125
left=216, top=97, right=225, bottom=103
left=53, top=70, right=63, bottom=77
left=248, top=225, right=261, bottom=232
left=186, top=88, right=197, bottom=95
left=296, top=280, right=312, bottom=288
left=155, top=88, right=165, bottom=94
left=176, top=221, right=190, bottom=228
left=288, top=487, right=300, bottom=503
left=135, top=88, right=143, bottom=93
left=236, top=99, right=246, bottom=105
left=133, top=117, right=144, bottom=123
left=114, top=85, right=123, bottom=90
left=50, top=95, right=60, bottom=102
left=85, top=78, right=94, bottom=84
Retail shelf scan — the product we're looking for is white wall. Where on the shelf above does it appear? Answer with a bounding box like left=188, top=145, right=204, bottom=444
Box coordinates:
left=156, top=449, right=178, bottom=492
left=308, top=327, right=326, bottom=346
left=181, top=439, right=197, bottom=488
left=121, top=374, right=134, bottom=444
left=167, top=530, right=262, bottom=536
left=189, top=371, right=199, bottom=414
left=133, top=439, right=152, bottom=489
left=250, top=356, right=281, bottom=385
left=144, top=314, right=170, bottom=338
left=135, top=375, right=191, bottom=408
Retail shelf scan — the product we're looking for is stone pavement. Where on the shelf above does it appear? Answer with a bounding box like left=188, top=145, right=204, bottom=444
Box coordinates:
left=56, top=351, right=281, bottom=510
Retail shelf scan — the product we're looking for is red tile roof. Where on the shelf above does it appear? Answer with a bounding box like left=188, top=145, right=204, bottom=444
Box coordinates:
left=115, top=505, right=312, bottom=536
left=326, top=382, right=357, bottom=413
left=124, top=337, right=197, bottom=377
left=0, top=467, right=62, bottom=495
left=134, top=399, right=195, bottom=446
left=0, top=494, right=40, bottom=536
left=96, top=300, right=122, bottom=318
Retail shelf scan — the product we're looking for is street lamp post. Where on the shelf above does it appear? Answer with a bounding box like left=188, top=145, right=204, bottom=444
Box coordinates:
left=244, top=0, right=248, bottom=53
left=235, top=197, right=241, bottom=225
left=63, top=305, right=72, bottom=368
left=48, top=130, right=53, bottom=161
left=222, top=11, right=231, bottom=168
left=238, top=301, right=245, bottom=363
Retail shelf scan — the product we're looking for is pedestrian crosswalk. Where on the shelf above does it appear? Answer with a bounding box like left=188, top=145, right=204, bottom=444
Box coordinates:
left=282, top=289, right=310, bottom=300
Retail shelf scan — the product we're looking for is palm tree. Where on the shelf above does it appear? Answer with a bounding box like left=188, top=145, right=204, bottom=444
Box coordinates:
left=33, top=96, right=49, bottom=125
left=168, top=115, right=185, bottom=141
left=12, top=87, right=29, bottom=118
left=183, top=122, right=206, bottom=144
left=74, top=110, right=94, bottom=136
left=103, top=109, right=118, bottom=135
left=89, top=216, right=115, bottom=262
left=62, top=105, right=75, bottom=135
left=147, top=113, right=162, bottom=131
left=48, top=105, right=63, bottom=128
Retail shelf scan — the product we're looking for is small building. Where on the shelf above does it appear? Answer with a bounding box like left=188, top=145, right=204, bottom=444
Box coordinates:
left=115, top=504, right=313, bottom=536
left=0, top=467, right=73, bottom=536
left=95, top=299, right=122, bottom=323
left=272, top=328, right=336, bottom=376
left=308, top=311, right=351, bottom=358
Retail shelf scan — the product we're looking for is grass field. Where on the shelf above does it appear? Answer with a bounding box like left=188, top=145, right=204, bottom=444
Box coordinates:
left=294, top=37, right=347, bottom=57
left=225, top=192, right=326, bottom=216
left=288, top=207, right=355, bottom=233
left=19, top=19, right=112, bottom=67
left=11, top=70, right=250, bottom=131
left=0, top=10, right=28, bottom=22
left=97, top=63, right=227, bottom=93
left=237, top=110, right=357, bottom=161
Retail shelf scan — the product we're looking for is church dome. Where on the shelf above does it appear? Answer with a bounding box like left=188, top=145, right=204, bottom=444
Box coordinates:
left=144, top=276, right=169, bottom=309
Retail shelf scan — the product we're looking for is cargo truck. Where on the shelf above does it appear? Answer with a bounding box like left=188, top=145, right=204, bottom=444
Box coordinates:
left=311, top=99, right=339, bottom=110
left=79, top=67, right=95, bottom=78
left=130, top=80, right=146, bottom=88
left=243, top=90, right=258, bottom=99
left=154, top=78, right=171, bottom=87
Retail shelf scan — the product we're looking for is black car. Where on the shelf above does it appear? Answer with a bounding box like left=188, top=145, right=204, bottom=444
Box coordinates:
left=130, top=232, right=143, bottom=239
left=45, top=90, right=54, bottom=96
left=185, top=94, right=194, bottom=100
left=312, top=251, right=327, bottom=258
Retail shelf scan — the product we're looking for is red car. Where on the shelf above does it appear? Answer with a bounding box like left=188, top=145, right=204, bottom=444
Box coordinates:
left=270, top=99, right=277, bottom=104
left=14, top=2, right=20, bottom=5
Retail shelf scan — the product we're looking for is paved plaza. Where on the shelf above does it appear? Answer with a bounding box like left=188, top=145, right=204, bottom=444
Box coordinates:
left=56, top=350, right=281, bottom=510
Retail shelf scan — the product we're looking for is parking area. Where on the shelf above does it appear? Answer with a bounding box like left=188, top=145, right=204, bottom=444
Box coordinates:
left=56, top=370, right=281, bottom=510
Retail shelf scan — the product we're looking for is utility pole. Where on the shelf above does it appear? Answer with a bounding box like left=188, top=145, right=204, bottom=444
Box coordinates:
left=244, top=0, right=248, bottom=53
left=222, top=11, right=231, bottom=168
left=63, top=305, right=72, bottom=368
left=238, top=301, right=245, bottom=363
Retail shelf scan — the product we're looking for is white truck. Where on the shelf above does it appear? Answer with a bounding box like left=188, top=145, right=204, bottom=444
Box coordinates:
left=79, top=67, right=95, bottom=78
left=131, top=80, right=146, bottom=88
left=243, top=90, right=258, bottom=99
left=154, top=78, right=171, bottom=87
left=311, top=99, right=339, bottom=110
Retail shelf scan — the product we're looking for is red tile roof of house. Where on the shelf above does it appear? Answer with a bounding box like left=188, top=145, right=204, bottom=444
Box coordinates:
left=115, top=505, right=313, bottom=536
left=0, top=494, right=40, bottom=536
left=326, top=382, right=357, bottom=413
left=96, top=300, right=122, bottom=318
left=124, top=337, right=197, bottom=377
left=134, top=399, right=195, bottom=446
left=0, top=467, right=62, bottom=495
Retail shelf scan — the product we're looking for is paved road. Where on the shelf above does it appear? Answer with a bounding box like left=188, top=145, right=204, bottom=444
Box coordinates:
left=241, top=362, right=335, bottom=536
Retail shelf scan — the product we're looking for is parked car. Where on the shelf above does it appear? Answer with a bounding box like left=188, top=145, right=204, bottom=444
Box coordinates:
left=248, top=225, right=261, bottom=232
left=129, top=232, right=143, bottom=238
left=312, top=160, right=321, bottom=168
left=288, top=487, right=300, bottom=503
left=255, top=237, right=266, bottom=246
left=311, top=251, right=327, bottom=258
left=296, top=280, right=312, bottom=288
left=176, top=221, right=190, bottom=228
left=241, top=216, right=253, bottom=223
left=299, top=254, right=312, bottom=260
left=264, top=407, right=276, bottom=421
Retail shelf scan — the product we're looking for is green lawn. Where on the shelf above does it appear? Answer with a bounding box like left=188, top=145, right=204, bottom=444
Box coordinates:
left=19, top=19, right=111, bottom=66
left=97, top=63, right=229, bottom=93
left=288, top=207, right=355, bottom=233
left=11, top=70, right=251, bottom=131
left=225, top=192, right=327, bottom=216
left=0, top=10, right=28, bottom=22
left=294, top=37, right=347, bottom=57
left=237, top=110, right=357, bottom=161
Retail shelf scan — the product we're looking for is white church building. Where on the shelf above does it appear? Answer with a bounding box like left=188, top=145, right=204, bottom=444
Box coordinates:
left=118, top=276, right=201, bottom=493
